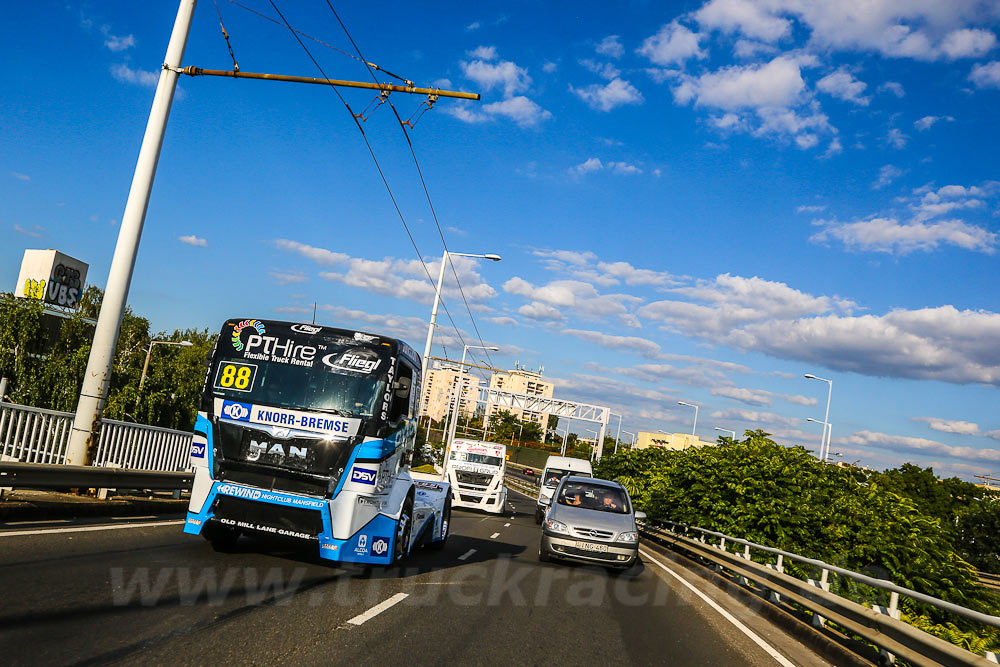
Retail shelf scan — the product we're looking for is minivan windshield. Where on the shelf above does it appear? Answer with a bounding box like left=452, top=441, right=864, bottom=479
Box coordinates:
left=557, top=482, right=629, bottom=514
left=543, top=468, right=591, bottom=487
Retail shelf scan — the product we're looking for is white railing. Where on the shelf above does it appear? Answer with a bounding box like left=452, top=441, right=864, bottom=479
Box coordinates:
left=0, top=402, right=192, bottom=471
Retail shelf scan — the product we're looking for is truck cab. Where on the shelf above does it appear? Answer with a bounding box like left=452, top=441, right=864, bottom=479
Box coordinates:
left=535, top=455, right=593, bottom=524
left=445, top=439, right=507, bottom=514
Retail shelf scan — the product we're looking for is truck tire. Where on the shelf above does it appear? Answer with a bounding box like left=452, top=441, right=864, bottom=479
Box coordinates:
left=429, top=496, right=451, bottom=550
left=393, top=495, right=413, bottom=564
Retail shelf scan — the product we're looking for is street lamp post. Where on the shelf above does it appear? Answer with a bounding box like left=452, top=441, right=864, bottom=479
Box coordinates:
left=137, top=340, right=193, bottom=404
left=622, top=430, right=636, bottom=450
left=612, top=413, right=624, bottom=453
left=714, top=426, right=736, bottom=440
left=446, top=344, right=498, bottom=449
left=560, top=424, right=570, bottom=456
left=420, top=251, right=501, bottom=385
left=584, top=428, right=598, bottom=461
left=677, top=401, right=699, bottom=439
left=807, top=417, right=833, bottom=462
left=805, top=373, right=833, bottom=461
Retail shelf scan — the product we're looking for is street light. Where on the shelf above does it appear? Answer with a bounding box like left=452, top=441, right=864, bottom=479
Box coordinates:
left=805, top=373, right=833, bottom=461
left=584, top=427, right=598, bottom=461
left=137, top=340, right=193, bottom=404
left=421, top=251, right=502, bottom=384
left=714, top=426, right=736, bottom=440
left=611, top=412, right=623, bottom=453
left=807, top=417, right=833, bottom=462
left=446, top=344, right=499, bottom=449
left=677, top=401, right=699, bottom=439
left=622, top=430, right=636, bottom=450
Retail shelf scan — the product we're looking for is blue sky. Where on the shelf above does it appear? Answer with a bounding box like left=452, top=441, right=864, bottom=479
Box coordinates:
left=3, top=1, right=1000, bottom=480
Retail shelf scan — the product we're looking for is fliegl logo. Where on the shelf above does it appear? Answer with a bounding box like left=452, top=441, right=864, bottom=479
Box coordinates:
left=231, top=319, right=266, bottom=351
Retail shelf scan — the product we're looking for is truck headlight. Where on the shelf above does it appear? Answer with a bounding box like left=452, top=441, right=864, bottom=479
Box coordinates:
left=545, top=518, right=569, bottom=534
left=617, top=531, right=639, bottom=543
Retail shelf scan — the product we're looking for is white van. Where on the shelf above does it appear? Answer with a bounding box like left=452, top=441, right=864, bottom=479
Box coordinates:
left=445, top=439, right=507, bottom=514
left=535, top=455, right=593, bottom=523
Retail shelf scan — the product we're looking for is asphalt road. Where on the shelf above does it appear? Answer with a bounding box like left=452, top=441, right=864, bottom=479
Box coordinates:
left=0, top=488, right=831, bottom=667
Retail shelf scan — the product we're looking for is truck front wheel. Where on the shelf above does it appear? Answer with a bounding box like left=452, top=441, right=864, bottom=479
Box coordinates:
left=202, top=522, right=240, bottom=551
left=393, top=496, right=413, bottom=564
left=429, top=496, right=451, bottom=550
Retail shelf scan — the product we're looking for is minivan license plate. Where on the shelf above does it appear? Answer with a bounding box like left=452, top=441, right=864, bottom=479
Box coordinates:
left=575, top=541, right=608, bottom=553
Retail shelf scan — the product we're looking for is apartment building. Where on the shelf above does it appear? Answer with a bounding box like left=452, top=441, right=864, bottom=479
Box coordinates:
left=419, top=361, right=482, bottom=423
left=487, top=363, right=554, bottom=428
left=633, top=431, right=714, bottom=450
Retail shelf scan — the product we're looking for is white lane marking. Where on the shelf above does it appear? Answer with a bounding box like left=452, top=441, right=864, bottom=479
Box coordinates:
left=111, top=515, right=158, bottom=520
left=640, top=548, right=796, bottom=667
left=5, top=519, right=71, bottom=526
left=346, top=593, right=409, bottom=626
left=0, top=520, right=184, bottom=537
left=490, top=532, right=500, bottom=539
left=458, top=549, right=476, bottom=561
left=504, top=522, right=511, bottom=527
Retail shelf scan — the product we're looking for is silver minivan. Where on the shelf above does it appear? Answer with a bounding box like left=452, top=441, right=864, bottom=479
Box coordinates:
left=538, top=476, right=645, bottom=570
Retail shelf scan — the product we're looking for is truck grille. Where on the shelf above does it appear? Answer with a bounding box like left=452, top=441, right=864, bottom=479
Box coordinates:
left=221, top=461, right=330, bottom=497
left=212, top=496, right=324, bottom=540
left=571, top=526, right=615, bottom=540
left=455, top=471, right=493, bottom=487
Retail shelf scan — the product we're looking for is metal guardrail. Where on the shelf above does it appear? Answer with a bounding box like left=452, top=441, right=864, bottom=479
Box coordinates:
left=642, top=520, right=1000, bottom=666
left=0, top=462, right=193, bottom=491
left=0, top=402, right=192, bottom=471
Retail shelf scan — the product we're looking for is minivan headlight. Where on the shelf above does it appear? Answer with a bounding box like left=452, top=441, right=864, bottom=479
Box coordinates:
left=545, top=518, right=569, bottom=534
left=617, top=531, right=639, bottom=543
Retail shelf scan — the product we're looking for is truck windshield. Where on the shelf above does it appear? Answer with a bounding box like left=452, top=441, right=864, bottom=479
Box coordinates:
left=451, top=451, right=502, bottom=467
left=209, top=320, right=392, bottom=418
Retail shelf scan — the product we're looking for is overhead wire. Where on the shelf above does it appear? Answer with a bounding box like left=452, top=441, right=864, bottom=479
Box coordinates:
left=321, top=0, right=498, bottom=371
left=262, top=0, right=478, bottom=364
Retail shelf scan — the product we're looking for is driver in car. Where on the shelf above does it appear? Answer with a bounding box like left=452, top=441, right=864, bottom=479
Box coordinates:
left=601, top=493, right=620, bottom=511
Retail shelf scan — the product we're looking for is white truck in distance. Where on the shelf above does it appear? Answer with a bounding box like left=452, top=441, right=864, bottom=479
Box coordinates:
left=445, top=439, right=507, bottom=514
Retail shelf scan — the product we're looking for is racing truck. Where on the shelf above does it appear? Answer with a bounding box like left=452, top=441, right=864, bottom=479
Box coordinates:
left=184, top=318, right=451, bottom=565
left=444, top=439, right=507, bottom=514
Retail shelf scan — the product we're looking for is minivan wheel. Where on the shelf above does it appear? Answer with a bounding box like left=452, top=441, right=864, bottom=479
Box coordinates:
left=534, top=508, right=544, bottom=525
left=538, top=546, right=551, bottom=562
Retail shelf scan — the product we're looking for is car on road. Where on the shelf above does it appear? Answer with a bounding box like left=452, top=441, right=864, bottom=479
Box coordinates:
left=523, top=468, right=534, bottom=476
left=538, top=476, right=645, bottom=571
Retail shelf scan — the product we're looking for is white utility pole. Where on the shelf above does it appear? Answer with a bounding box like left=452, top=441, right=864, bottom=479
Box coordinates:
left=66, top=0, right=197, bottom=466
left=419, top=251, right=501, bottom=387
left=714, top=426, right=736, bottom=440
left=678, top=401, right=699, bottom=440
left=613, top=413, right=623, bottom=454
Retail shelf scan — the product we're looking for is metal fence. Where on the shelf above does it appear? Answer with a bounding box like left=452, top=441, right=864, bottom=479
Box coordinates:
left=0, top=401, right=192, bottom=471
left=644, top=520, right=1000, bottom=666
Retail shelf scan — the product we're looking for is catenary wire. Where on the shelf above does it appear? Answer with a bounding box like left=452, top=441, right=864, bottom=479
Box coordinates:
left=264, top=0, right=478, bottom=364
left=322, top=0, right=497, bottom=370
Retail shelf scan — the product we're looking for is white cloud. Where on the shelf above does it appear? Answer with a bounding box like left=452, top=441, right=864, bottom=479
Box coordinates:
left=733, top=39, right=778, bottom=59
left=878, top=81, right=905, bottom=97
left=269, top=270, right=308, bottom=285
left=969, top=60, right=1000, bottom=89
left=568, top=158, right=643, bottom=175
left=531, top=249, right=598, bottom=267
left=444, top=103, right=489, bottom=124
left=542, top=61, right=557, bottom=73
left=460, top=57, right=531, bottom=97
left=886, top=127, right=909, bottom=149
left=13, top=224, right=44, bottom=238
left=504, top=276, right=639, bottom=321
left=695, top=0, right=792, bottom=42
left=710, top=408, right=802, bottom=429
left=486, top=316, right=519, bottom=327
left=873, top=164, right=904, bottom=189
left=465, top=21, right=480, bottom=31
left=579, top=59, right=622, bottom=80
left=178, top=235, right=208, bottom=247
left=273, top=239, right=349, bottom=267
left=940, top=28, right=996, bottom=59
left=673, top=56, right=805, bottom=110
left=319, top=305, right=486, bottom=352
left=914, top=115, right=955, bottom=131
left=845, top=431, right=1000, bottom=463
left=810, top=217, right=996, bottom=255
left=595, top=35, right=625, bottom=59
left=482, top=96, right=552, bottom=127
left=110, top=63, right=158, bottom=87
left=711, top=386, right=816, bottom=407
left=571, top=78, right=644, bottom=112
left=518, top=302, right=564, bottom=321
left=562, top=329, right=662, bottom=359
left=913, top=417, right=981, bottom=436
left=11, top=172, right=30, bottom=181
left=104, top=33, right=135, bottom=52
left=796, top=204, right=826, bottom=213
left=467, top=45, right=498, bottom=60
left=816, top=69, right=870, bottom=106
left=637, top=21, right=707, bottom=66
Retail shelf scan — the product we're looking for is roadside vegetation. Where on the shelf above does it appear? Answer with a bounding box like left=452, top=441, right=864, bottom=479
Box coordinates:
left=0, top=289, right=215, bottom=431
left=594, top=430, right=1000, bottom=652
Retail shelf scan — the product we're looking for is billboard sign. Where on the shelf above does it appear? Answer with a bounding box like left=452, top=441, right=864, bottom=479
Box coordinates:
left=15, top=249, right=89, bottom=309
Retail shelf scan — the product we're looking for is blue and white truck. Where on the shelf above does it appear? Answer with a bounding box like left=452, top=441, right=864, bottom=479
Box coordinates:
left=184, top=318, right=451, bottom=564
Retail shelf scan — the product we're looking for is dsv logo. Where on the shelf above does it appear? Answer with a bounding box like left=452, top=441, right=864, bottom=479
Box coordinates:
left=222, top=402, right=250, bottom=420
